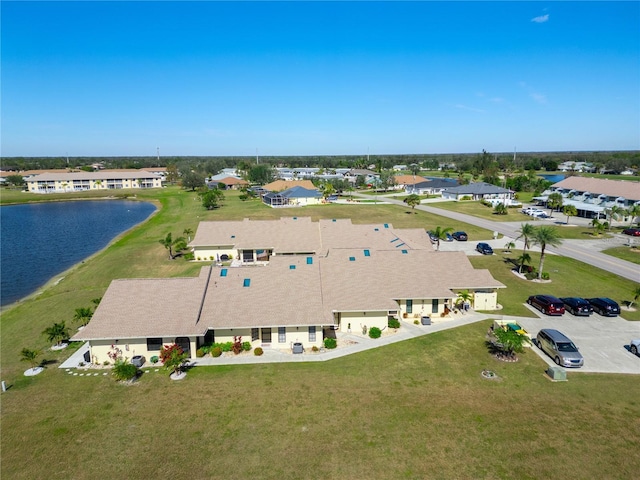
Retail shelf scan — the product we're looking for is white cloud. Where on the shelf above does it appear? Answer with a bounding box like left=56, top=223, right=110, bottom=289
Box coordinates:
left=531, top=14, right=549, bottom=23
left=530, top=93, right=547, bottom=104
left=454, top=104, right=485, bottom=113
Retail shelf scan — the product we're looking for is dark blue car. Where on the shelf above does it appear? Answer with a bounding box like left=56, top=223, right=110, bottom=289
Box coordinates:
left=560, top=297, right=593, bottom=316
left=587, top=297, right=620, bottom=317
left=476, top=242, right=493, bottom=255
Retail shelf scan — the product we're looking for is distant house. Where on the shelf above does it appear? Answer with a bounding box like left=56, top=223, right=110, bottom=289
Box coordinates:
left=262, top=186, right=323, bottom=207
left=262, top=179, right=316, bottom=192
left=73, top=217, right=504, bottom=364
left=207, top=175, right=249, bottom=190
left=344, top=169, right=379, bottom=185
left=441, top=182, right=514, bottom=202
left=393, top=175, right=427, bottom=190
left=407, top=178, right=459, bottom=195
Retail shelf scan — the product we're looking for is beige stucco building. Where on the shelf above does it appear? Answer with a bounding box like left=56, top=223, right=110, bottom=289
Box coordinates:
left=74, top=218, right=505, bottom=363
left=26, top=171, right=163, bottom=193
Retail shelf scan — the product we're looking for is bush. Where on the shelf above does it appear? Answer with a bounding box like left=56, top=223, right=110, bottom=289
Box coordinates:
left=103, top=360, right=110, bottom=366
left=242, top=341, right=252, bottom=352
left=312, top=345, right=319, bottom=352
left=541, top=271, right=550, bottom=280
left=369, top=327, right=382, bottom=339
left=254, top=347, right=264, bottom=356
left=221, top=342, right=233, bottom=352
left=183, top=252, right=194, bottom=261
left=388, top=317, right=401, bottom=329
left=414, top=320, right=420, bottom=325
left=211, top=347, right=222, bottom=357
left=232, top=336, right=243, bottom=355
left=112, top=359, right=139, bottom=381
left=196, top=348, right=205, bottom=358
left=324, top=338, right=337, bottom=349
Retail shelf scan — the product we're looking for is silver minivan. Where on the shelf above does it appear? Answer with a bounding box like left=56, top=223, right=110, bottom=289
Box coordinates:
left=536, top=329, right=584, bottom=368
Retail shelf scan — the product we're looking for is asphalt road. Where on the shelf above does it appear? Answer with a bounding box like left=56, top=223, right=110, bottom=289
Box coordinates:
left=360, top=194, right=639, bottom=283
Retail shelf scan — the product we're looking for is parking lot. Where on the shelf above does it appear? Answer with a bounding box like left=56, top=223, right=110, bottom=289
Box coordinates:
left=514, top=306, right=640, bottom=374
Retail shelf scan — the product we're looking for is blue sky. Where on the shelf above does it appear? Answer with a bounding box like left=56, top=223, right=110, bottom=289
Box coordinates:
left=2, top=1, right=639, bottom=157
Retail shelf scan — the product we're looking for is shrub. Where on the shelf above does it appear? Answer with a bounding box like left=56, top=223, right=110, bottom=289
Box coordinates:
left=242, top=341, right=252, bottom=352
left=160, top=344, right=188, bottom=376
left=324, top=338, right=337, bottom=349
left=103, top=360, right=110, bottom=366
left=369, top=327, right=382, bottom=339
left=211, top=347, right=222, bottom=357
left=196, top=348, right=205, bottom=358
left=221, top=342, right=233, bottom=352
left=254, top=347, right=264, bottom=356
left=312, top=345, right=319, bottom=352
left=112, top=359, right=139, bottom=381
left=388, top=317, right=401, bottom=329
left=541, top=271, right=550, bottom=280
left=414, top=320, right=420, bottom=325
left=183, top=252, right=194, bottom=261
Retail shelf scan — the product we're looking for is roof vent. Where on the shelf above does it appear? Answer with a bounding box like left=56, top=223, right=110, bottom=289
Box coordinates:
left=306, top=257, right=313, bottom=265
left=374, top=228, right=379, bottom=231
left=395, top=242, right=406, bottom=248
left=243, top=278, right=251, bottom=287
left=401, top=249, right=408, bottom=254
left=349, top=256, right=356, bottom=262
left=384, top=223, right=389, bottom=228
left=289, top=265, right=296, bottom=270
left=364, top=249, right=370, bottom=257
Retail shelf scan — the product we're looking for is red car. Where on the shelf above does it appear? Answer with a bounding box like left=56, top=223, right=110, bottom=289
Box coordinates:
left=622, top=228, right=640, bottom=236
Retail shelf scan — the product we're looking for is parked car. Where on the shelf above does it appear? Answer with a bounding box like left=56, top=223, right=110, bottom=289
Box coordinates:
left=622, top=228, right=640, bottom=236
left=587, top=297, right=620, bottom=316
left=536, top=329, right=584, bottom=368
left=476, top=242, right=493, bottom=255
left=560, top=297, right=593, bottom=316
left=444, top=232, right=453, bottom=242
left=527, top=295, right=565, bottom=316
left=426, top=230, right=438, bottom=243
left=630, top=339, right=640, bottom=357
left=452, top=231, right=468, bottom=241
left=522, top=207, right=546, bottom=217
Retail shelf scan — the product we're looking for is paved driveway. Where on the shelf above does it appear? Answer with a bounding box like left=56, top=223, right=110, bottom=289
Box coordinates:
left=513, top=308, right=640, bottom=374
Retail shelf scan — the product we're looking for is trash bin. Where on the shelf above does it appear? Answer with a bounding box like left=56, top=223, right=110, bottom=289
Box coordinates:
left=421, top=316, right=431, bottom=326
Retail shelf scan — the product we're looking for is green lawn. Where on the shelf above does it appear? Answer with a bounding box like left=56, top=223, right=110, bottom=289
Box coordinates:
left=602, top=245, right=640, bottom=265
left=2, top=186, right=640, bottom=479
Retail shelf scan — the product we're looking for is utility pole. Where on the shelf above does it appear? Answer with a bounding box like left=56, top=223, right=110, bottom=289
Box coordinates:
left=157, top=147, right=160, bottom=162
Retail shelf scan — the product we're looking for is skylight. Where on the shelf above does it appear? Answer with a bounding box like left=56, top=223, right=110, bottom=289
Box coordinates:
left=364, top=249, right=370, bottom=257
left=290, top=265, right=296, bottom=270
left=220, top=269, right=228, bottom=277
left=306, top=257, right=313, bottom=265
left=349, top=256, right=355, bottom=262
left=243, top=278, right=251, bottom=287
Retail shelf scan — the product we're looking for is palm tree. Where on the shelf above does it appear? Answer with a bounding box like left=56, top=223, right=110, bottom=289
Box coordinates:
left=403, top=194, right=420, bottom=213
left=42, top=322, right=70, bottom=347
left=73, top=307, right=93, bottom=327
left=629, top=285, right=640, bottom=309
left=493, top=203, right=508, bottom=215
left=516, top=223, right=535, bottom=253
left=605, top=205, right=626, bottom=230
left=456, top=290, right=473, bottom=311
left=20, top=348, right=41, bottom=370
left=562, top=205, right=578, bottom=224
left=432, top=226, right=454, bottom=251
left=591, top=218, right=606, bottom=236
left=546, top=192, right=563, bottom=215
left=531, top=226, right=563, bottom=280
left=322, top=183, right=335, bottom=199
left=159, top=233, right=186, bottom=260
left=517, top=252, right=532, bottom=274
left=503, top=241, right=516, bottom=253
left=183, top=228, right=194, bottom=243
left=626, top=204, right=640, bottom=227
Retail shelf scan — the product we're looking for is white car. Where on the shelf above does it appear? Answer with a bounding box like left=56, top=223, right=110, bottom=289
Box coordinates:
left=630, top=339, right=640, bottom=357
left=522, top=207, right=545, bottom=216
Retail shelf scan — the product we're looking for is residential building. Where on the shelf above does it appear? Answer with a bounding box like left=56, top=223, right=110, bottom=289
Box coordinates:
left=440, top=182, right=515, bottom=202
left=26, top=171, right=163, bottom=193
left=73, top=218, right=505, bottom=364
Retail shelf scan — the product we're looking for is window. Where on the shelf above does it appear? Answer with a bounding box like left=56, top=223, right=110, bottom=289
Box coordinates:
left=432, top=299, right=439, bottom=314
left=308, top=326, right=316, bottom=342
left=147, top=338, right=162, bottom=351
left=251, top=328, right=259, bottom=342
left=406, top=299, right=413, bottom=314
left=278, top=327, right=286, bottom=343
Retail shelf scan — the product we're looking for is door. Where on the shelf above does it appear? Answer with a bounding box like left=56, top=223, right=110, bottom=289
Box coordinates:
left=261, top=328, right=272, bottom=344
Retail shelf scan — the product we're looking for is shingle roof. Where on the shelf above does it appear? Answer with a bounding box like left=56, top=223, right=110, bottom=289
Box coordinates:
left=72, top=268, right=210, bottom=340
left=552, top=177, right=640, bottom=202
left=394, top=175, right=427, bottom=185
left=262, top=179, right=316, bottom=191
left=442, top=182, right=511, bottom=195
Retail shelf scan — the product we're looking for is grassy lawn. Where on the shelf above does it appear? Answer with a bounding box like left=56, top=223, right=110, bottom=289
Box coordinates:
left=602, top=245, right=640, bottom=265
left=2, top=186, right=640, bottom=478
